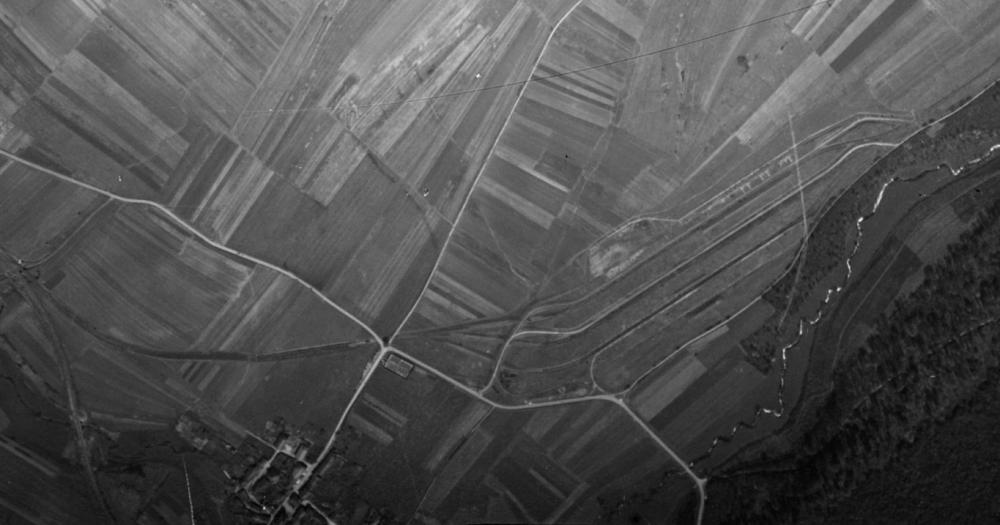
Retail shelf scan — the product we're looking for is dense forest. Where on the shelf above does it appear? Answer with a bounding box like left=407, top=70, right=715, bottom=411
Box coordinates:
left=705, top=193, right=1000, bottom=523
left=803, top=367, right=1000, bottom=524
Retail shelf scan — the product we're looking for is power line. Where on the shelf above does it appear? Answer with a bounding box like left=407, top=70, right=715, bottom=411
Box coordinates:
left=355, top=0, right=830, bottom=109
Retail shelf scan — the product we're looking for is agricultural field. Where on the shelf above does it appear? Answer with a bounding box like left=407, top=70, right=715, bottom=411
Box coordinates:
left=1, top=0, right=1000, bottom=522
